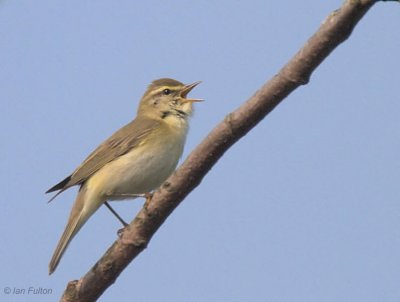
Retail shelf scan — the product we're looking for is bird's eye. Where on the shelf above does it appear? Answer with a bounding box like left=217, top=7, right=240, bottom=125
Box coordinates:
left=163, top=89, right=171, bottom=95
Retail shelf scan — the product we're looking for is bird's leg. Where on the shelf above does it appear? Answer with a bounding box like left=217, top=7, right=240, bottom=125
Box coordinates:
left=104, top=201, right=128, bottom=226
left=105, top=193, right=153, bottom=236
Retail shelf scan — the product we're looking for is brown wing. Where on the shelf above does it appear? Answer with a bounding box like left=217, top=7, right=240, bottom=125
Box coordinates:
left=46, top=116, right=159, bottom=197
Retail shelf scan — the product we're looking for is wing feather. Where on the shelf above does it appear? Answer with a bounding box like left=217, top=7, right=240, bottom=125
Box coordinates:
left=46, top=116, right=159, bottom=195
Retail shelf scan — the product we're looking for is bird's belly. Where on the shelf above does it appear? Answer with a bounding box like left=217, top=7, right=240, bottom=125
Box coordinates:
left=87, top=140, right=183, bottom=200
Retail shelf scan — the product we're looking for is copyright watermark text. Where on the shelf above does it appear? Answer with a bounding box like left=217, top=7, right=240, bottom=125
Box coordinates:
left=3, top=286, right=53, bottom=295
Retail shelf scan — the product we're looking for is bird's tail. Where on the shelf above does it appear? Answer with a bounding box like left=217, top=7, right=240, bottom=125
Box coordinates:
left=49, top=187, right=101, bottom=274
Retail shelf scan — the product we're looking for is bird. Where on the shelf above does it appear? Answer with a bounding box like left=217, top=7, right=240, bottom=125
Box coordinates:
left=46, top=78, right=202, bottom=274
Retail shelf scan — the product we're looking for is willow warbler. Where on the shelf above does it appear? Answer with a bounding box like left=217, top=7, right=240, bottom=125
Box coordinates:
left=46, top=78, right=202, bottom=274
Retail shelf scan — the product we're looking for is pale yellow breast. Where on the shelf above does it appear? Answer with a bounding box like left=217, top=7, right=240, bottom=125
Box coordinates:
left=86, top=119, right=188, bottom=200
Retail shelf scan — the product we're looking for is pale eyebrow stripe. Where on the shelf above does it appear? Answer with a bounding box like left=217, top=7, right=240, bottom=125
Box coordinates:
left=149, top=86, right=180, bottom=96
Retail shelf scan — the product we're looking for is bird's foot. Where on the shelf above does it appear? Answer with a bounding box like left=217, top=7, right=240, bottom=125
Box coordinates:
left=143, top=192, right=154, bottom=208
left=117, top=226, right=127, bottom=237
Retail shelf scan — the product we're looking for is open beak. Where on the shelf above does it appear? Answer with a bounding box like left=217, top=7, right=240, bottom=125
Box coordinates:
left=181, top=81, right=204, bottom=103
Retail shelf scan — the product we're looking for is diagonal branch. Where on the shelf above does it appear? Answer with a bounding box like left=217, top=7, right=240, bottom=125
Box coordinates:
left=60, top=1, right=396, bottom=301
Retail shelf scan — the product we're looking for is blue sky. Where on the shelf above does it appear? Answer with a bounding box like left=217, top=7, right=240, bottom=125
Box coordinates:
left=1, top=1, right=400, bottom=301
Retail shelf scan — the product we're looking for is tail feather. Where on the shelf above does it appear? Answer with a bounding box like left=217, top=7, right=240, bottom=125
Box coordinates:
left=49, top=187, right=100, bottom=275
left=49, top=210, right=85, bottom=274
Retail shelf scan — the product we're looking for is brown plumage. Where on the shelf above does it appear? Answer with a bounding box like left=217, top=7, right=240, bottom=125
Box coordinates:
left=47, top=78, right=202, bottom=274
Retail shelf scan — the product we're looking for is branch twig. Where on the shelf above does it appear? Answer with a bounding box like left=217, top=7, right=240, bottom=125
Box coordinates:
left=60, top=1, right=389, bottom=301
